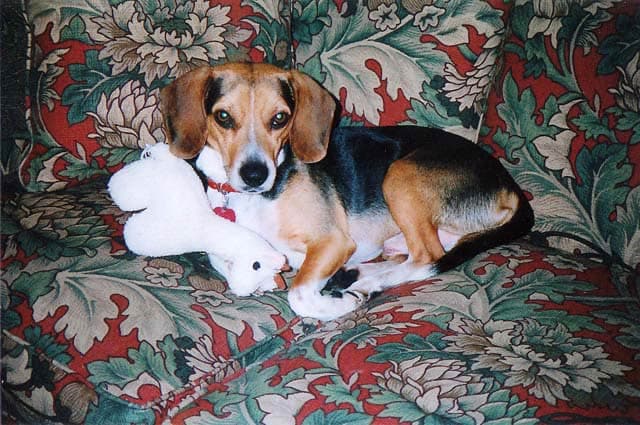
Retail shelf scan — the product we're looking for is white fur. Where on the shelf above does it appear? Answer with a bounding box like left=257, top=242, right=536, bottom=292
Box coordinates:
left=346, top=258, right=438, bottom=296
left=287, top=281, right=366, bottom=321
left=108, top=143, right=286, bottom=295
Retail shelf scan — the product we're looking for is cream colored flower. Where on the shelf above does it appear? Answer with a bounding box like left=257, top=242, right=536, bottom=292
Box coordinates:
left=87, top=80, right=165, bottom=149
left=86, top=0, right=251, bottom=85
left=184, top=335, right=241, bottom=380
left=413, top=4, right=445, bottom=32
left=528, top=0, right=572, bottom=48
left=532, top=0, right=572, bottom=18
left=374, top=357, right=484, bottom=418
left=528, top=0, right=622, bottom=49
left=369, top=2, right=401, bottom=31
left=445, top=317, right=633, bottom=405
left=443, top=33, right=502, bottom=112
left=143, top=259, right=184, bottom=287
left=313, top=310, right=413, bottom=348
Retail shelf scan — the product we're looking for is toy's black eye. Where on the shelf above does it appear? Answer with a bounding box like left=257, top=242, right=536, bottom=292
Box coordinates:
left=252, top=261, right=261, bottom=271
left=214, top=110, right=234, bottom=129
left=271, top=112, right=289, bottom=129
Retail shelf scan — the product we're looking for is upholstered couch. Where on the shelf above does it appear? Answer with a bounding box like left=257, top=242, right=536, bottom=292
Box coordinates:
left=2, top=0, right=639, bottom=423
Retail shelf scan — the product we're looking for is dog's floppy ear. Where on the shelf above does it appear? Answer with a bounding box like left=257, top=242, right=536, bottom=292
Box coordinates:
left=160, top=67, right=220, bottom=159
left=288, top=70, right=337, bottom=163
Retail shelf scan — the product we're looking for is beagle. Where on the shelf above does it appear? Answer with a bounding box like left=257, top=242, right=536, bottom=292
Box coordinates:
left=160, top=62, right=534, bottom=320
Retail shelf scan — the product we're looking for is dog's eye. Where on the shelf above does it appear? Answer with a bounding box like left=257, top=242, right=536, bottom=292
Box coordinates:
left=271, top=112, right=289, bottom=130
left=214, top=110, right=234, bottom=129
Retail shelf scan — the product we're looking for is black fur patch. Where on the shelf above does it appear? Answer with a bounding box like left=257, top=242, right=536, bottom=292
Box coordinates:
left=261, top=145, right=297, bottom=200
left=165, top=115, right=177, bottom=143
left=279, top=78, right=296, bottom=113
left=324, top=268, right=360, bottom=291
left=308, top=127, right=422, bottom=214
left=204, top=77, right=223, bottom=114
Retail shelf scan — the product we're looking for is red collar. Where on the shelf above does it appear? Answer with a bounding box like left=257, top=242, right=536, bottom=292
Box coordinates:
left=207, top=179, right=237, bottom=194
left=207, top=179, right=237, bottom=222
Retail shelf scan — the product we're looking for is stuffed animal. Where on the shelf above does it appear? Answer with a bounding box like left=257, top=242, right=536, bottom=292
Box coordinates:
left=107, top=143, right=286, bottom=296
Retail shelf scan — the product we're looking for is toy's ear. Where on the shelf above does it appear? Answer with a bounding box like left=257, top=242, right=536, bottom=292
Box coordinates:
left=160, top=67, right=222, bottom=159
left=287, top=70, right=337, bottom=163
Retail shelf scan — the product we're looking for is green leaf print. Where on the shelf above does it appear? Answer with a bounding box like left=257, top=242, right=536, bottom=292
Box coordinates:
left=87, top=341, right=182, bottom=389
left=4, top=247, right=209, bottom=354
left=62, top=50, right=138, bottom=125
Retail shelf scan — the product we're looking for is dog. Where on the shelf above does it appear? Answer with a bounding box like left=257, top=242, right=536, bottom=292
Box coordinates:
left=160, top=62, right=534, bottom=320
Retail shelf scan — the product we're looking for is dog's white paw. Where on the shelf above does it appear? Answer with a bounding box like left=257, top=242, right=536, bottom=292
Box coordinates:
left=288, top=284, right=366, bottom=321
left=342, top=276, right=382, bottom=296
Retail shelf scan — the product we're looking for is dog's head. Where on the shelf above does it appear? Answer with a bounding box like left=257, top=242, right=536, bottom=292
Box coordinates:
left=160, top=63, right=337, bottom=193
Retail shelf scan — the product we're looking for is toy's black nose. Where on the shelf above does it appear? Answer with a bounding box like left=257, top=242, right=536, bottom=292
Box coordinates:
left=239, top=160, right=269, bottom=188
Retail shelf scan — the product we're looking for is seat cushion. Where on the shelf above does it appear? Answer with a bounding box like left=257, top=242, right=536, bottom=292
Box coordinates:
left=1, top=183, right=317, bottom=424
left=172, top=241, right=640, bottom=424
left=3, top=186, right=640, bottom=423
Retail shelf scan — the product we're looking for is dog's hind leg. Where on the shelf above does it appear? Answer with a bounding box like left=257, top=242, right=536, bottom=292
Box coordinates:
left=339, top=156, right=447, bottom=298
left=342, top=257, right=438, bottom=297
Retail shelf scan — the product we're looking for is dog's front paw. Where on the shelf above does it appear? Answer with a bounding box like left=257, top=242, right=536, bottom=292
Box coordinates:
left=288, top=284, right=366, bottom=321
left=340, top=276, right=383, bottom=298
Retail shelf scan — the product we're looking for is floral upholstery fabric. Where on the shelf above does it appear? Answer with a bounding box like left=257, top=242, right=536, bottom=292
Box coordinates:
left=478, top=0, right=640, bottom=273
left=293, top=0, right=511, bottom=138
left=3, top=0, right=640, bottom=424
left=18, top=0, right=291, bottom=192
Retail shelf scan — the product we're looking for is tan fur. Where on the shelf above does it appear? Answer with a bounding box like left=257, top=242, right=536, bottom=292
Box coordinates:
left=275, top=167, right=356, bottom=288
left=383, top=158, right=446, bottom=264
left=160, top=66, right=214, bottom=158
left=288, top=71, right=337, bottom=163
left=494, top=189, right=519, bottom=226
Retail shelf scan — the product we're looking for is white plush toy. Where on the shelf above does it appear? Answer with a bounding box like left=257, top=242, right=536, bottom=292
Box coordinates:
left=108, top=143, right=286, bottom=296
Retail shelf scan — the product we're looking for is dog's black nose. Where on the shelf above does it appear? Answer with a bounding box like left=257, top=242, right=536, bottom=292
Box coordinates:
left=239, top=160, right=269, bottom=188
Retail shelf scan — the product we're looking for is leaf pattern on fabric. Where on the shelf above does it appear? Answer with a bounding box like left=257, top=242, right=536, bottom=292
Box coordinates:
left=294, top=0, right=506, bottom=137
left=481, top=1, right=640, bottom=272
left=4, top=1, right=640, bottom=424
left=8, top=249, right=209, bottom=354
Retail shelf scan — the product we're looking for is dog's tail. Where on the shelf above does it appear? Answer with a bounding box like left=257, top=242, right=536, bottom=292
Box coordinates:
left=433, top=192, right=534, bottom=274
